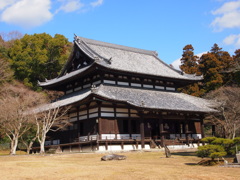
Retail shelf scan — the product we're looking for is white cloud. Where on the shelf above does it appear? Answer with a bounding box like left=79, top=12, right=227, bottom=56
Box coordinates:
left=171, top=52, right=207, bottom=71
left=211, top=0, right=240, bottom=31
left=223, top=34, right=240, bottom=48
left=57, top=0, right=84, bottom=13
left=0, top=0, right=53, bottom=28
left=91, top=0, right=103, bottom=7
left=0, top=0, right=17, bottom=10
left=0, top=0, right=104, bottom=28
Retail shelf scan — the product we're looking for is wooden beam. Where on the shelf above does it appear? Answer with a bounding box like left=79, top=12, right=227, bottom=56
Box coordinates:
left=140, top=113, right=145, bottom=149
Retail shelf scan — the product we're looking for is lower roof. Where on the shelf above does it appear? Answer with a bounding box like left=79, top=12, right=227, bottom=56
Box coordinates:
left=37, top=85, right=216, bottom=113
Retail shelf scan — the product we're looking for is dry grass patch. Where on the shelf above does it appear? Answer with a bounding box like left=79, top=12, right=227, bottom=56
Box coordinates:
left=0, top=150, right=239, bottom=180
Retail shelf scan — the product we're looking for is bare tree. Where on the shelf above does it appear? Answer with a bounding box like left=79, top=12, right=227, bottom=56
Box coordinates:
left=34, top=106, right=70, bottom=154
left=0, top=31, right=23, bottom=48
left=205, top=86, right=240, bottom=139
left=0, top=82, right=45, bottom=155
left=0, top=58, right=13, bottom=84
left=19, top=125, right=38, bottom=154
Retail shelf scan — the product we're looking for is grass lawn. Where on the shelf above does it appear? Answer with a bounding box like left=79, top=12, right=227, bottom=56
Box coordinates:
left=0, top=149, right=239, bottom=180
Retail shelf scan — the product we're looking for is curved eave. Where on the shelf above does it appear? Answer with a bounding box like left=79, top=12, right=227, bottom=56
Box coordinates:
left=38, top=63, right=97, bottom=89
left=36, top=85, right=217, bottom=114
left=93, top=94, right=214, bottom=114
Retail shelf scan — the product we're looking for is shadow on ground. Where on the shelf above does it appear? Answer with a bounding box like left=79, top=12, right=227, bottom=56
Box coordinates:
left=185, top=163, right=198, bottom=166
left=171, top=151, right=196, bottom=157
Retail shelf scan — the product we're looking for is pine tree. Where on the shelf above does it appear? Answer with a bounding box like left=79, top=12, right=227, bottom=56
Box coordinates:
left=179, top=44, right=203, bottom=96
left=231, top=49, right=240, bottom=85
left=199, top=53, right=223, bottom=92
left=180, top=44, right=200, bottom=74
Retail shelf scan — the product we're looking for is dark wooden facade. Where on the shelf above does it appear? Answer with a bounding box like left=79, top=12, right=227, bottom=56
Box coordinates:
left=46, top=99, right=204, bottom=150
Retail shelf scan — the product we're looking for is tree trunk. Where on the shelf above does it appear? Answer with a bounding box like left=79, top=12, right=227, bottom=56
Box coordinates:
left=232, top=124, right=236, bottom=139
left=10, top=137, right=18, bottom=155
left=26, top=140, right=35, bottom=154
left=40, top=142, right=45, bottom=154
left=39, top=133, right=46, bottom=154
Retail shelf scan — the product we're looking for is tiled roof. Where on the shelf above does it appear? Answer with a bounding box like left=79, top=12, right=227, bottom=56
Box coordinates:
left=35, top=88, right=91, bottom=113
left=37, top=85, right=216, bottom=113
left=95, top=85, right=216, bottom=113
left=38, top=63, right=94, bottom=86
left=77, top=36, right=202, bottom=80
left=39, top=35, right=202, bottom=87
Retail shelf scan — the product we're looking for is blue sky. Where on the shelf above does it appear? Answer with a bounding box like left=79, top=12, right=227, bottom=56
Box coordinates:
left=1, top=0, right=240, bottom=68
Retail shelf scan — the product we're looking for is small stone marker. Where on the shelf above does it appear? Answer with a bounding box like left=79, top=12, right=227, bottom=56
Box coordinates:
left=101, top=154, right=126, bottom=161
left=236, top=153, right=240, bottom=163
left=164, top=145, right=171, bottom=158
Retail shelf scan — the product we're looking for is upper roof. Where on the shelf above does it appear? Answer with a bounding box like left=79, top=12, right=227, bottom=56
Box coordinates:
left=75, top=36, right=201, bottom=80
left=39, top=35, right=201, bottom=87
left=37, top=85, right=216, bottom=113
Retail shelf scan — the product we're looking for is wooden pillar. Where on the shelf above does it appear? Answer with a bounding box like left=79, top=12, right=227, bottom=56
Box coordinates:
left=105, top=141, right=108, bottom=150
left=77, top=106, right=80, bottom=140
left=128, top=109, right=132, bottom=139
left=86, top=103, right=90, bottom=120
left=200, top=115, right=205, bottom=145
left=90, top=138, right=93, bottom=151
left=78, top=144, right=82, bottom=152
left=212, top=125, right=215, bottom=136
left=121, top=141, right=124, bottom=150
left=140, top=112, right=145, bottom=149
left=159, top=115, right=164, bottom=147
left=135, top=140, right=138, bottom=149
left=113, top=104, right=117, bottom=139
left=185, top=117, right=189, bottom=146
left=97, top=142, right=99, bottom=150
left=97, top=102, right=102, bottom=140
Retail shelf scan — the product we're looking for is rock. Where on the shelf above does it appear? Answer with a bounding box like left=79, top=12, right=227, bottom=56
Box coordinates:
left=101, top=154, right=127, bottom=161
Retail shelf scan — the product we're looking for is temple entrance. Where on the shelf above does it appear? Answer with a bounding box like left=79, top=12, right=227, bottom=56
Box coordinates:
left=144, top=119, right=159, bottom=139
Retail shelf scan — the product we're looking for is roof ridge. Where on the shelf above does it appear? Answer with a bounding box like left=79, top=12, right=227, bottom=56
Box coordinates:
left=76, top=36, right=157, bottom=56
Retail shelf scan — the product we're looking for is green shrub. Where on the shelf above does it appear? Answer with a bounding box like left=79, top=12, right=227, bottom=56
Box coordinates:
left=201, top=137, right=217, bottom=144
left=229, top=145, right=240, bottom=155
left=209, top=152, right=227, bottom=160
left=233, top=137, right=240, bottom=145
left=197, top=145, right=226, bottom=160
left=212, top=138, right=234, bottom=155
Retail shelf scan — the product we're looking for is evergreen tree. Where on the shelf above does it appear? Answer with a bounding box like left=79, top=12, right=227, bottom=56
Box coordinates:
left=234, top=49, right=240, bottom=65
left=179, top=44, right=203, bottom=96
left=198, top=44, right=233, bottom=93
left=8, top=33, right=72, bottom=90
left=180, top=44, right=200, bottom=74
left=231, top=49, right=240, bottom=85
left=0, top=38, right=13, bottom=84
left=199, top=53, right=223, bottom=92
